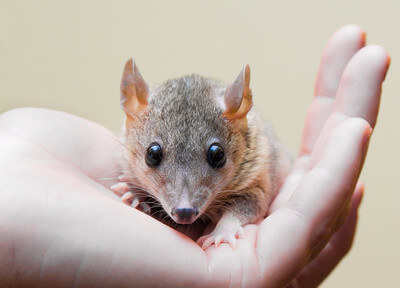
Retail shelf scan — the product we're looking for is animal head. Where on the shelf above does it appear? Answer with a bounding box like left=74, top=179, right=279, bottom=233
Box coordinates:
left=120, top=59, right=253, bottom=224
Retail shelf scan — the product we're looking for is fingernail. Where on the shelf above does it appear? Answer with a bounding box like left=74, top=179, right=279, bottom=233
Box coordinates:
left=355, top=181, right=365, bottom=206
left=360, top=30, right=367, bottom=46
left=362, top=126, right=372, bottom=153
left=383, top=55, right=391, bottom=81
left=358, top=188, right=365, bottom=206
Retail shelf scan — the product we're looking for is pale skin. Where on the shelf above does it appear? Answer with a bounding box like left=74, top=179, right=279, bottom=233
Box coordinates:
left=0, top=25, right=390, bottom=287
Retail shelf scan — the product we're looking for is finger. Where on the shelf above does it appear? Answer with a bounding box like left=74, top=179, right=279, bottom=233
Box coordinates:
left=256, top=118, right=370, bottom=288
left=308, top=45, right=390, bottom=168
left=300, top=25, right=366, bottom=155
left=291, top=182, right=364, bottom=288
left=332, top=45, right=390, bottom=128
left=307, top=180, right=363, bottom=261
left=273, top=34, right=389, bottom=213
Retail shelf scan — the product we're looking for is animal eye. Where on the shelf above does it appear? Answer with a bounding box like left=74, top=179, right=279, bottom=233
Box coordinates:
left=207, top=143, right=226, bottom=168
left=146, top=142, right=162, bottom=167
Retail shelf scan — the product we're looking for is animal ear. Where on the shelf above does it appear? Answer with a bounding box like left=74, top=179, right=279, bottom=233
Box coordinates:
left=223, top=64, right=253, bottom=120
left=120, top=58, right=149, bottom=117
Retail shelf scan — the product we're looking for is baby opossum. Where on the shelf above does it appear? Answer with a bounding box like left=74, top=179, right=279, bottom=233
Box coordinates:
left=112, top=59, right=291, bottom=249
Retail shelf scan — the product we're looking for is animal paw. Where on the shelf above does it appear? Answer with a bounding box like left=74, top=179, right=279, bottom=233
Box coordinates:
left=111, top=182, right=130, bottom=196
left=110, top=181, right=151, bottom=213
left=197, top=225, right=244, bottom=250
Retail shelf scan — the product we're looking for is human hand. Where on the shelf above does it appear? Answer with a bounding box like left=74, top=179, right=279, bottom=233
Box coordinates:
left=0, top=25, right=389, bottom=287
left=268, top=24, right=389, bottom=287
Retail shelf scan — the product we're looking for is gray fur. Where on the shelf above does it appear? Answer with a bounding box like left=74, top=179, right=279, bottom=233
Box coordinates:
left=122, top=74, right=291, bottom=225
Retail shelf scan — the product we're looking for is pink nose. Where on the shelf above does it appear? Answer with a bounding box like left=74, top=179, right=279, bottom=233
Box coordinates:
left=171, top=207, right=199, bottom=224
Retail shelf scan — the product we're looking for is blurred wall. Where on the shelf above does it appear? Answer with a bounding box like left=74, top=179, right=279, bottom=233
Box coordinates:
left=1, top=1, right=399, bottom=287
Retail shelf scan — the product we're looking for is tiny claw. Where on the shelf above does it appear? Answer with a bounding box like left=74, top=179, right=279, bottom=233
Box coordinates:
left=215, top=236, right=223, bottom=248
left=199, top=236, right=214, bottom=250
left=228, top=236, right=237, bottom=250
left=236, top=227, right=245, bottom=239
left=131, top=197, right=140, bottom=208
left=197, top=224, right=244, bottom=250
left=121, top=191, right=134, bottom=203
left=111, top=182, right=130, bottom=196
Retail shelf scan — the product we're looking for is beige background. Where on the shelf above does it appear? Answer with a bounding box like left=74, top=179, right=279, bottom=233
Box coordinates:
left=1, top=1, right=399, bottom=287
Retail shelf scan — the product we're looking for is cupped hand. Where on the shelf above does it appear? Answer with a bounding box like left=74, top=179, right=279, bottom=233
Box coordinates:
left=0, top=25, right=389, bottom=288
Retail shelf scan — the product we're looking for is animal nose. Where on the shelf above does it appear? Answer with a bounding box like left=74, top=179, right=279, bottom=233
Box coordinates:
left=171, top=207, right=199, bottom=224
